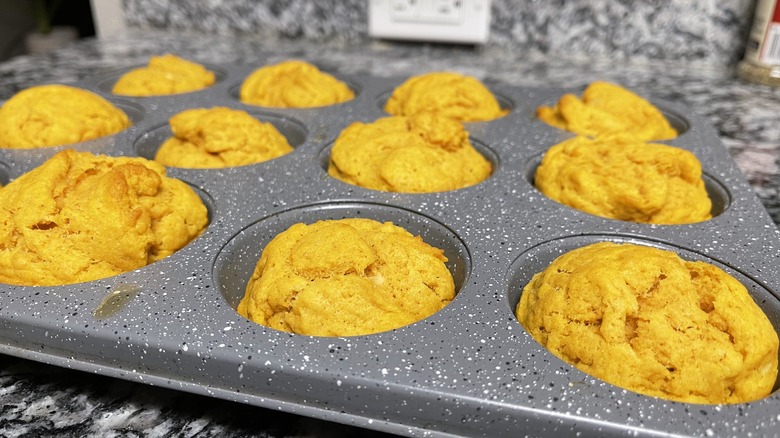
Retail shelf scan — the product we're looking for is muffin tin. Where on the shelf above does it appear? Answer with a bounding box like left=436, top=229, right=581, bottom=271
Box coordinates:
left=1, top=63, right=779, bottom=438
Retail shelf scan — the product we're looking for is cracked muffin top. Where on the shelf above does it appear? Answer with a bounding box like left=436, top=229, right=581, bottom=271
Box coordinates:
left=0, top=149, right=208, bottom=286
left=112, top=54, right=216, bottom=96
left=534, top=135, right=711, bottom=224
left=516, top=242, right=778, bottom=404
left=239, top=60, right=354, bottom=108
left=154, top=107, right=293, bottom=168
left=384, top=71, right=507, bottom=122
left=536, top=81, right=677, bottom=141
left=0, top=84, right=131, bottom=149
left=328, top=112, right=492, bottom=193
left=237, top=218, right=455, bottom=337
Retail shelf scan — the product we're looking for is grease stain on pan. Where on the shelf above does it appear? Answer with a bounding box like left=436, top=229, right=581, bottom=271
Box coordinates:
left=93, top=283, right=142, bottom=320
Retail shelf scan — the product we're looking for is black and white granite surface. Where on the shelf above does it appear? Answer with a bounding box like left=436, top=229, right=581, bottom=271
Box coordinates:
left=121, top=0, right=757, bottom=65
left=0, top=31, right=779, bottom=437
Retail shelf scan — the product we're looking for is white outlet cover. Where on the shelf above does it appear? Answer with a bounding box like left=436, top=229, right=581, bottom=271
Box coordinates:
left=369, top=0, right=491, bottom=44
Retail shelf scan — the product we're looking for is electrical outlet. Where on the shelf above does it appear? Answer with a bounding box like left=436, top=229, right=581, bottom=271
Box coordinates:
left=369, top=0, right=491, bottom=44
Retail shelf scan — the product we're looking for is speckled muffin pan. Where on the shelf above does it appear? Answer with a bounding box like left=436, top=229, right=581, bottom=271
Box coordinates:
left=1, top=63, right=779, bottom=438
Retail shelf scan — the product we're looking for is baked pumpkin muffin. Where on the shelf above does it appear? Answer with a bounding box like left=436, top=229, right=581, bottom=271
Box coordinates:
left=385, top=72, right=507, bottom=122
left=237, top=218, right=455, bottom=337
left=328, top=112, right=492, bottom=193
left=534, top=135, right=711, bottom=224
left=516, top=242, right=779, bottom=404
left=112, top=54, right=216, bottom=96
left=536, top=81, right=677, bottom=141
left=239, top=60, right=354, bottom=108
left=0, top=149, right=208, bottom=286
left=154, top=107, right=293, bottom=168
left=0, top=84, right=131, bottom=148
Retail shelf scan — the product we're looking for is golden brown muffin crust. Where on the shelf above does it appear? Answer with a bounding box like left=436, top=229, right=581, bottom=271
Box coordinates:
left=154, top=107, right=293, bottom=168
left=0, top=149, right=208, bottom=286
left=534, top=135, right=712, bottom=224
left=536, top=81, right=677, bottom=141
left=0, top=84, right=131, bottom=149
left=328, top=112, right=492, bottom=193
left=384, top=72, right=508, bottom=122
left=516, top=242, right=779, bottom=404
left=112, top=54, right=216, bottom=96
left=239, top=60, right=354, bottom=108
left=237, top=218, right=455, bottom=337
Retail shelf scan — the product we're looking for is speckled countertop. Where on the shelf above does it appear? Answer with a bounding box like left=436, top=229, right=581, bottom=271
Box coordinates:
left=0, top=31, right=779, bottom=438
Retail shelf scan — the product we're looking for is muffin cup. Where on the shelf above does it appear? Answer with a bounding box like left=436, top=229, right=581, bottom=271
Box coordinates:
left=523, top=150, right=733, bottom=222
left=376, top=81, right=514, bottom=121
left=94, top=62, right=229, bottom=97
left=214, top=201, right=470, bottom=328
left=506, top=233, right=780, bottom=395
left=134, top=109, right=308, bottom=164
left=318, top=135, right=501, bottom=192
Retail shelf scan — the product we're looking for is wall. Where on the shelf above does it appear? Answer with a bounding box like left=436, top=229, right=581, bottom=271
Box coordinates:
left=0, top=0, right=36, bottom=61
left=121, top=0, right=758, bottom=65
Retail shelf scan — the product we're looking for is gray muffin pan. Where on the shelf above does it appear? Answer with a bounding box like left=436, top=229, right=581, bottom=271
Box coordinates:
left=1, top=63, right=779, bottom=438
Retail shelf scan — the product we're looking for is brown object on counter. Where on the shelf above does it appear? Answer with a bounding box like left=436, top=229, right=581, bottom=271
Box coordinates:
left=737, top=0, right=780, bottom=87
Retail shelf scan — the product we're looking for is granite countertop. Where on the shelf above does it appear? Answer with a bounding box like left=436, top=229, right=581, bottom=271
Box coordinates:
left=0, top=31, right=779, bottom=437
